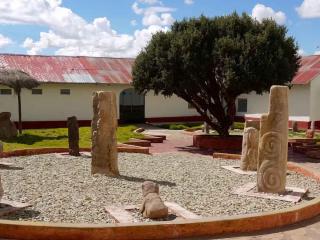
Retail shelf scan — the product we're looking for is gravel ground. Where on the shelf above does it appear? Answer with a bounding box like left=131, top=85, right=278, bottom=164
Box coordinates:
left=0, top=152, right=319, bottom=224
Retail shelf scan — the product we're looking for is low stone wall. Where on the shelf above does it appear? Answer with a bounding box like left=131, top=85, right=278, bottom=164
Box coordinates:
left=193, top=134, right=243, bottom=151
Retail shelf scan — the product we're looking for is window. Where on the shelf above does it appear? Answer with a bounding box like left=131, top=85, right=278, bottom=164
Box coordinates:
left=32, top=89, right=42, bottom=95
left=0, top=89, right=12, bottom=95
left=60, top=89, right=70, bottom=95
left=237, top=98, right=247, bottom=113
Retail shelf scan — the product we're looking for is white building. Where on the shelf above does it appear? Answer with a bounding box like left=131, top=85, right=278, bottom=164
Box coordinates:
left=0, top=54, right=319, bottom=129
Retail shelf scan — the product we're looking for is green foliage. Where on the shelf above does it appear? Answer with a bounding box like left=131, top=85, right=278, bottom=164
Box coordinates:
left=133, top=13, right=300, bottom=136
left=2, top=125, right=142, bottom=151
left=232, top=122, right=244, bottom=130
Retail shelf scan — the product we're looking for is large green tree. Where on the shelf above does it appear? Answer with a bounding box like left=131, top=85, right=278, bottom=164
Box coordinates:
left=132, top=13, right=300, bottom=136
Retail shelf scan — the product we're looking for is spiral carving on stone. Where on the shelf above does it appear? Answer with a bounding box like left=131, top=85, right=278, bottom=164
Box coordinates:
left=257, top=160, right=283, bottom=192
left=259, top=132, right=281, bottom=159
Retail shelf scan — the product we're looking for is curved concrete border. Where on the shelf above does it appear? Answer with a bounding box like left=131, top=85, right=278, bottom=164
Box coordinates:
left=0, top=153, right=319, bottom=240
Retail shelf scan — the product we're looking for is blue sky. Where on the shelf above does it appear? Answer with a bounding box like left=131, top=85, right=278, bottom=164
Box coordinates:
left=0, top=0, right=319, bottom=57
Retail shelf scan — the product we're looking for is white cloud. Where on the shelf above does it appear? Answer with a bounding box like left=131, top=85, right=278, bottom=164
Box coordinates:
left=132, top=1, right=175, bottom=26
left=0, top=0, right=171, bottom=57
left=252, top=4, right=286, bottom=25
left=0, top=34, right=12, bottom=48
left=184, top=0, right=194, bottom=5
left=296, top=0, right=320, bottom=18
left=131, top=19, right=137, bottom=26
left=298, top=49, right=306, bottom=56
left=138, top=0, right=161, bottom=4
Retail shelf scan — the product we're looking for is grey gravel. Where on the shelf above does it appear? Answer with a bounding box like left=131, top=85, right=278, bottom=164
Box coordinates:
left=0, top=152, right=319, bottom=224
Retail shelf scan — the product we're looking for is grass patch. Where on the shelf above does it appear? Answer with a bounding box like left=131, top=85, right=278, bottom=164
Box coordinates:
left=158, top=122, right=203, bottom=130
left=2, top=125, right=142, bottom=152
left=288, top=130, right=320, bottom=139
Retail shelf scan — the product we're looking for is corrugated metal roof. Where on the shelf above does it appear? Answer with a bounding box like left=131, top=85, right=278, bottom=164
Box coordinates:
left=0, top=54, right=319, bottom=85
left=0, top=54, right=134, bottom=84
left=292, top=55, right=320, bottom=84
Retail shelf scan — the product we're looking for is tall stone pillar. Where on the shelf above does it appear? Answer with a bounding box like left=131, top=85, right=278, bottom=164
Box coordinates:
left=67, top=116, right=80, bottom=156
left=240, top=127, right=259, bottom=171
left=0, top=176, right=4, bottom=201
left=257, top=86, right=288, bottom=193
left=91, top=91, right=119, bottom=176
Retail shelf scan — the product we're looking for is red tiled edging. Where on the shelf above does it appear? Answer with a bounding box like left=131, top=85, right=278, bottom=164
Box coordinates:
left=0, top=153, right=319, bottom=239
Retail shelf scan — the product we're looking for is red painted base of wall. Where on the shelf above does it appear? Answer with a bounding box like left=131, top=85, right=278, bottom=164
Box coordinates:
left=14, top=116, right=246, bottom=129
left=193, top=134, right=243, bottom=151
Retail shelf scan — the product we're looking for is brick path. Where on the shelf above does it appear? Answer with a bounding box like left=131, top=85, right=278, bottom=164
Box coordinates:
left=143, top=125, right=320, bottom=240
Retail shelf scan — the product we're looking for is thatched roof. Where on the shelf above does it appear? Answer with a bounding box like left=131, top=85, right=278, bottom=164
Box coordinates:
left=0, top=69, right=39, bottom=91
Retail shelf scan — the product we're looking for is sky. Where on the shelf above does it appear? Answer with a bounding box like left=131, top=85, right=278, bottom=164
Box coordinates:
left=0, top=0, right=319, bottom=57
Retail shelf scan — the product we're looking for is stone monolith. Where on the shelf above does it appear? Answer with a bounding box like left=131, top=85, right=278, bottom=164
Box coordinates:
left=67, top=116, right=80, bottom=156
left=245, top=120, right=260, bottom=130
left=91, top=91, right=119, bottom=176
left=240, top=127, right=259, bottom=171
left=257, top=86, right=288, bottom=193
left=0, top=112, right=17, bottom=140
left=0, top=176, right=3, bottom=201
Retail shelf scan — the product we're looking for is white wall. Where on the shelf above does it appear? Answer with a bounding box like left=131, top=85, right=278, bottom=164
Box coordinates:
left=310, top=76, right=320, bottom=121
left=0, top=83, right=126, bottom=121
left=236, top=84, right=310, bottom=117
left=0, top=82, right=313, bottom=122
left=0, top=83, right=199, bottom=121
left=145, top=91, right=198, bottom=118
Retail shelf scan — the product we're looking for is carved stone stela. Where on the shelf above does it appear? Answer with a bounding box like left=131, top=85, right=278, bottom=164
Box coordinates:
left=0, top=176, right=4, bottom=201
left=240, top=127, right=259, bottom=171
left=67, top=116, right=80, bottom=156
left=91, top=91, right=119, bottom=176
left=257, top=86, right=288, bottom=193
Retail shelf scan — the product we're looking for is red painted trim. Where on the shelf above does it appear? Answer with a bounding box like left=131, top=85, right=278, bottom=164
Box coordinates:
left=13, top=115, right=246, bottom=129
left=14, top=120, right=92, bottom=129
left=146, top=116, right=245, bottom=123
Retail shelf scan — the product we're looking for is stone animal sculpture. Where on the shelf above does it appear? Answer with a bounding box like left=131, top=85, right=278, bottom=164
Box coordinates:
left=140, top=181, right=168, bottom=219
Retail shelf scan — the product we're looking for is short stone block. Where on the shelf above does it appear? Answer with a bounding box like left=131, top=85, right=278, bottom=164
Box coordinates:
left=0, top=200, right=32, bottom=216
left=233, top=182, right=307, bottom=203
left=222, top=165, right=256, bottom=175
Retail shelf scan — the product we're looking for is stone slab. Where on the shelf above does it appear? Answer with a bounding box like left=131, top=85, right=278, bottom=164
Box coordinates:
left=0, top=200, right=32, bottom=216
left=222, top=165, right=256, bottom=175
left=107, top=202, right=201, bottom=223
left=164, top=202, right=201, bottom=220
left=233, top=182, right=307, bottom=203
left=105, top=206, right=136, bottom=223
left=0, top=162, right=14, bottom=167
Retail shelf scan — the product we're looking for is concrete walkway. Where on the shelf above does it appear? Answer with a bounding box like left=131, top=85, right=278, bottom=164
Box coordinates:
left=143, top=125, right=320, bottom=240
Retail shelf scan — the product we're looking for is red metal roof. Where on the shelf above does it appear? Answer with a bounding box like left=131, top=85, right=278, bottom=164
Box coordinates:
left=292, top=55, right=320, bottom=84
left=0, top=54, right=319, bottom=85
left=0, top=54, right=134, bottom=84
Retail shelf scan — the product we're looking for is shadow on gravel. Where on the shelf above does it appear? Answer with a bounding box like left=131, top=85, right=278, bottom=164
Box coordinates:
left=0, top=209, right=41, bottom=220
left=117, top=175, right=176, bottom=187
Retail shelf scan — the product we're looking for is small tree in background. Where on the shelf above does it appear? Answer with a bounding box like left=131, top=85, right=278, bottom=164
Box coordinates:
left=0, top=69, right=39, bottom=134
left=132, top=13, right=300, bottom=136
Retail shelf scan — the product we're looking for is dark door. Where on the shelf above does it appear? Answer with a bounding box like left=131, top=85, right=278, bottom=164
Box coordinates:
left=120, top=88, right=145, bottom=123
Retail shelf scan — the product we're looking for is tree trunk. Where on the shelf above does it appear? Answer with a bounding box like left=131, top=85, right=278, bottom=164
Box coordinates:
left=17, top=91, right=22, bottom=134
